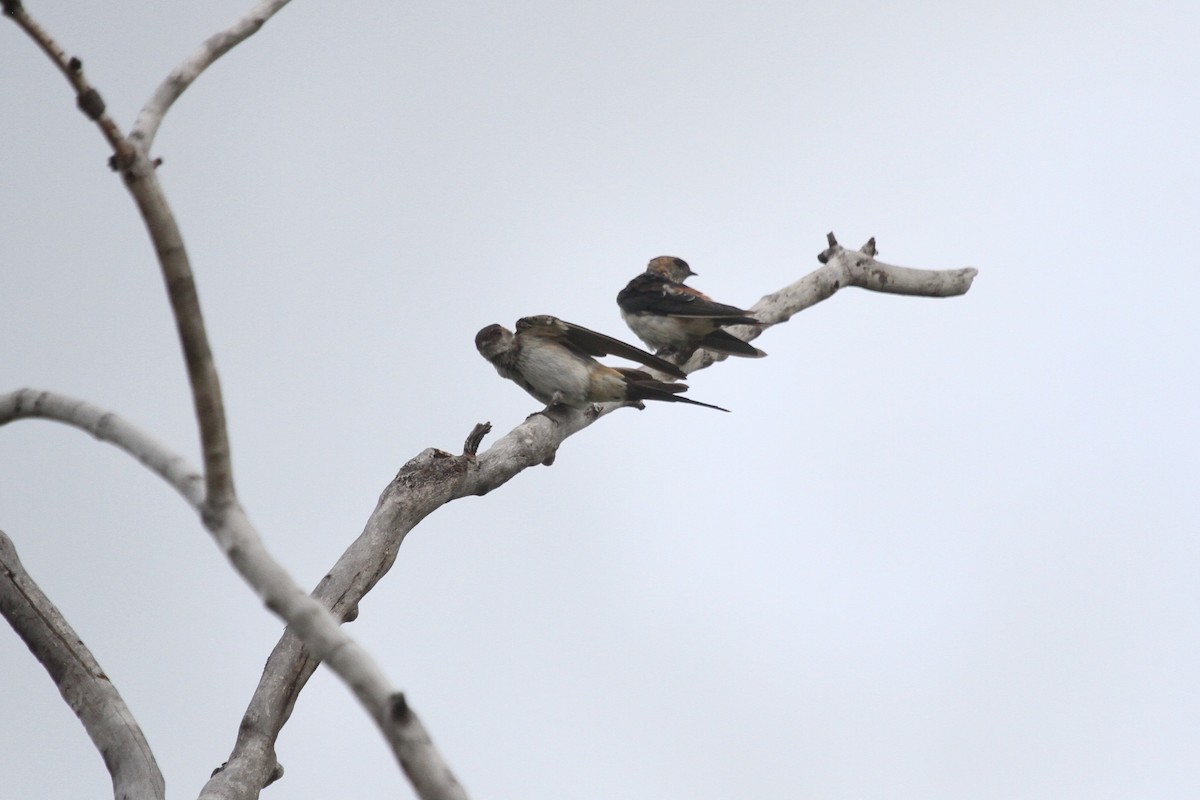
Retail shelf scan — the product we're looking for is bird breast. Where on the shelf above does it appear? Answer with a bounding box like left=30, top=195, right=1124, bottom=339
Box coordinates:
left=516, top=344, right=594, bottom=406
left=621, top=310, right=710, bottom=350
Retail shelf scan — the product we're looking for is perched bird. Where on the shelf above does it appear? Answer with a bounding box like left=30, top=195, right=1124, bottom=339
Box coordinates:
left=475, top=315, right=728, bottom=411
left=617, top=256, right=766, bottom=360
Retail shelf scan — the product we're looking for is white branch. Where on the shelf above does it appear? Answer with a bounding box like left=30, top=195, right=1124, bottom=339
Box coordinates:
left=5, top=4, right=464, bottom=798
left=130, top=0, right=294, bottom=149
left=681, top=235, right=978, bottom=372
left=121, top=154, right=240, bottom=510
left=204, top=236, right=978, bottom=791
left=0, top=388, right=205, bottom=507
left=0, top=388, right=468, bottom=800
left=0, top=527, right=166, bottom=800
left=209, top=507, right=471, bottom=800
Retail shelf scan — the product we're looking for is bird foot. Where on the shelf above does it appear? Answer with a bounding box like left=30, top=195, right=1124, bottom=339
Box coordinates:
left=529, top=402, right=572, bottom=425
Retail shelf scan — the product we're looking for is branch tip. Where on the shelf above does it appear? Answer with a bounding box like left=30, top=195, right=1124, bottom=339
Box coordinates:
left=826, top=231, right=838, bottom=247
left=1, top=0, right=23, bottom=16
left=861, top=237, right=877, bottom=256
left=463, top=422, right=492, bottom=456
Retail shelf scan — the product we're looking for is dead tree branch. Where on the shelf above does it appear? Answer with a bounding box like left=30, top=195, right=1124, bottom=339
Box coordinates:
left=0, top=389, right=205, bottom=507
left=203, top=237, right=977, bottom=796
left=4, top=0, right=234, bottom=510
left=0, top=389, right=467, bottom=800
left=130, top=0, right=294, bottom=150
left=681, top=234, right=978, bottom=372
left=0, top=527, right=166, bottom=800
left=6, top=2, right=978, bottom=798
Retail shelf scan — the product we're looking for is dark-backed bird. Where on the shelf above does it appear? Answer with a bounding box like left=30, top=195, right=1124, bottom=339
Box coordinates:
left=617, top=255, right=766, bottom=360
left=475, top=315, right=728, bottom=411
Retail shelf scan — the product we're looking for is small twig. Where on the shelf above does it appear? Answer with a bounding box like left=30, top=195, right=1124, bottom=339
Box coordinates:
left=463, top=422, right=492, bottom=457
left=0, top=527, right=166, bottom=800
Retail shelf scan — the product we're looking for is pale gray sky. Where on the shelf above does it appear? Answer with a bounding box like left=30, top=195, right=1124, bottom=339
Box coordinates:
left=2, top=1, right=1197, bottom=798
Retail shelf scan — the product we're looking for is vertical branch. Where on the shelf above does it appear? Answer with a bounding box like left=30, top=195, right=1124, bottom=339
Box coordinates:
left=121, top=155, right=237, bottom=510
left=2, top=0, right=235, bottom=510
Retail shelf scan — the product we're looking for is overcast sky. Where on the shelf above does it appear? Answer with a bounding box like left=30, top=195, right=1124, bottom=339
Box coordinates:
left=2, top=1, right=1197, bottom=798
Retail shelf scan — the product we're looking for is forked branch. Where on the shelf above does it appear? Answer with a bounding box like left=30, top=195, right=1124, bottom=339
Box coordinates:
left=3, top=5, right=465, bottom=798
left=0, top=389, right=468, bottom=800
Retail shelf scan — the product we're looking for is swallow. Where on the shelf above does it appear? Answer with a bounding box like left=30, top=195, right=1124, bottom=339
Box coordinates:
left=475, top=315, right=728, bottom=411
left=617, top=256, right=766, bottom=360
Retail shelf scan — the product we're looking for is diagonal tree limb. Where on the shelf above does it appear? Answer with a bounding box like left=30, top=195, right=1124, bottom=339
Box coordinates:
left=680, top=234, right=978, bottom=373
left=0, top=527, right=166, bottom=800
left=130, top=0, right=295, bottom=150
left=0, top=389, right=469, bottom=800
left=202, top=238, right=978, bottom=797
left=1, top=0, right=133, bottom=164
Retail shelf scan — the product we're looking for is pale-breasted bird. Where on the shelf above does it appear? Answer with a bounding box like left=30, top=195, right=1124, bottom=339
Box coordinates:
left=475, top=315, right=728, bottom=411
left=617, top=256, right=766, bottom=360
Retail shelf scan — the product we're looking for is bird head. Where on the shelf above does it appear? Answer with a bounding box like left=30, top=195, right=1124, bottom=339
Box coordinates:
left=647, top=255, right=695, bottom=282
left=474, top=324, right=514, bottom=361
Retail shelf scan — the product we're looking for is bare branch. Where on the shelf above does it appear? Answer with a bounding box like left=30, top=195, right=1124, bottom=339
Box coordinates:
left=205, top=239, right=978, bottom=793
left=122, top=158, right=239, bottom=510
left=0, top=527, right=166, bottom=800
left=463, top=422, right=492, bottom=457
left=0, top=388, right=205, bottom=508
left=209, top=507, right=470, bottom=800
left=7, top=2, right=980, bottom=790
left=130, top=0, right=295, bottom=149
left=6, top=5, right=465, bottom=797
left=681, top=235, right=977, bottom=372
left=0, top=388, right=468, bottom=799
left=3, top=2, right=238, bottom=511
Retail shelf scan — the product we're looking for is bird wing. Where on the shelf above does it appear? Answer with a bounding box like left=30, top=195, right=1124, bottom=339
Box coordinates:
left=699, top=328, right=767, bottom=358
left=516, top=315, right=688, bottom=379
left=617, top=274, right=760, bottom=322
left=613, top=367, right=689, bottom=394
